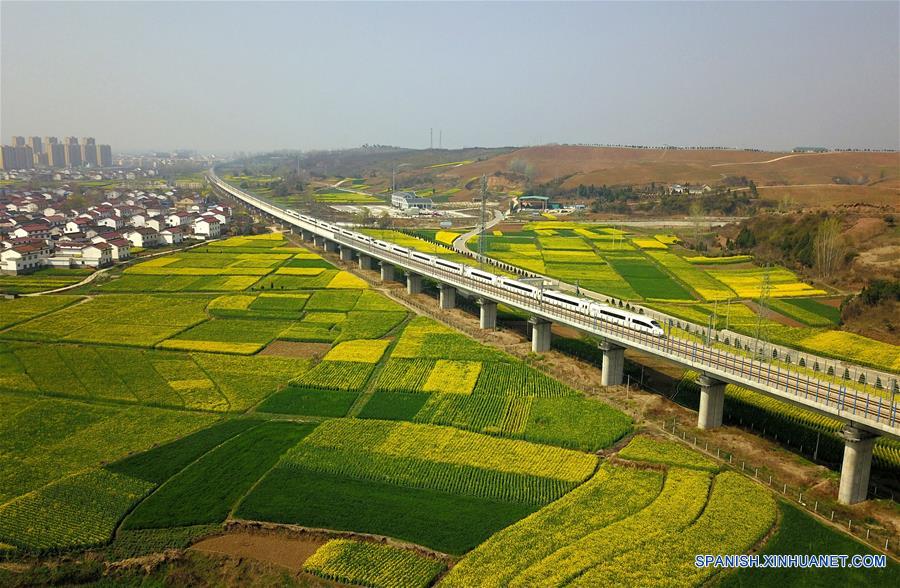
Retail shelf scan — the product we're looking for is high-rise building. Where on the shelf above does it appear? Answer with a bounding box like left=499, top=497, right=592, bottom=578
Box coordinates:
left=65, top=136, right=79, bottom=146
left=47, top=143, right=67, bottom=168
left=45, top=136, right=59, bottom=146
left=81, top=138, right=98, bottom=166
left=0, top=146, right=15, bottom=170
left=11, top=136, right=25, bottom=147
left=97, top=144, right=113, bottom=167
left=65, top=143, right=82, bottom=167
left=28, top=137, right=43, bottom=155
left=13, top=146, right=34, bottom=169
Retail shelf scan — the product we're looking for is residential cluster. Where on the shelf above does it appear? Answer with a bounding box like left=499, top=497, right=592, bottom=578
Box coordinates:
left=0, top=136, right=113, bottom=171
left=0, top=188, right=231, bottom=274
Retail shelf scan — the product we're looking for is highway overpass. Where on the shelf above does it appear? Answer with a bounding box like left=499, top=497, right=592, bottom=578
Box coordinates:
left=209, top=170, right=899, bottom=505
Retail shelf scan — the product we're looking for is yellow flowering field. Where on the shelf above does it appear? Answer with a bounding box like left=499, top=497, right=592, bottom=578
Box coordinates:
left=327, top=271, right=368, bottom=289
left=631, top=238, right=667, bottom=250
left=158, top=340, right=263, bottom=355
left=573, top=228, right=606, bottom=239
left=304, top=539, right=445, bottom=588
left=207, top=294, right=256, bottom=310
left=708, top=267, right=826, bottom=298
left=654, top=234, right=680, bottom=245
left=324, top=339, right=391, bottom=363
left=492, top=230, right=503, bottom=236
left=422, top=360, right=482, bottom=394
left=441, top=464, right=664, bottom=587
left=435, top=230, right=461, bottom=245
left=686, top=254, right=753, bottom=264
left=799, top=330, right=900, bottom=372
left=275, top=267, right=325, bottom=276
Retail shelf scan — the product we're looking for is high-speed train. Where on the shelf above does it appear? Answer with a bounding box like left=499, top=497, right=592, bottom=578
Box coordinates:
left=277, top=208, right=665, bottom=337
left=210, top=173, right=664, bottom=338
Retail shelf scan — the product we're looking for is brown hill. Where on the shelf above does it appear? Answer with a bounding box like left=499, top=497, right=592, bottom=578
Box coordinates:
left=444, top=145, right=899, bottom=194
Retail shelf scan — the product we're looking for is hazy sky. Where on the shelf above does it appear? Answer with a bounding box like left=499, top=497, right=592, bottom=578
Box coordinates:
left=2, top=1, right=898, bottom=153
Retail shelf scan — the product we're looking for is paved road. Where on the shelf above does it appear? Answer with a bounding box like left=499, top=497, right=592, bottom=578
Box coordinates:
left=452, top=209, right=505, bottom=254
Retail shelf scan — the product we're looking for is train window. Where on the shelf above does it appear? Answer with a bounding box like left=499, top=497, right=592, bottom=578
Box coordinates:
left=544, top=293, right=578, bottom=306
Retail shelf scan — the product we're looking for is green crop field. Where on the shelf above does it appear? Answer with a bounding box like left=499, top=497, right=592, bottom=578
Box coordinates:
left=0, top=226, right=891, bottom=585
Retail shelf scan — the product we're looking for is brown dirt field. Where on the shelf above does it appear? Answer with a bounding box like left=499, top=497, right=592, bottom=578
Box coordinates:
left=440, top=146, right=898, bottom=203
left=843, top=217, right=888, bottom=244
left=856, top=245, right=900, bottom=271
left=744, top=300, right=805, bottom=328
left=758, top=185, right=899, bottom=209
left=260, top=340, right=332, bottom=359
left=190, top=532, right=326, bottom=572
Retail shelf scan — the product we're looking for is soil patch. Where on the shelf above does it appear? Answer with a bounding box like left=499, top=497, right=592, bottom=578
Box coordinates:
left=744, top=300, right=805, bottom=328
left=190, top=531, right=325, bottom=572
left=260, top=340, right=331, bottom=359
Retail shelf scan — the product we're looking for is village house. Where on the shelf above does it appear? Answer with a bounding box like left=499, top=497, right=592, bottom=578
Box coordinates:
left=160, top=226, right=185, bottom=245
left=192, top=215, right=221, bottom=239
left=106, top=238, right=131, bottom=261
left=166, top=211, right=195, bottom=227
left=125, top=227, right=160, bottom=248
left=97, top=215, right=124, bottom=230
left=0, top=243, right=50, bottom=274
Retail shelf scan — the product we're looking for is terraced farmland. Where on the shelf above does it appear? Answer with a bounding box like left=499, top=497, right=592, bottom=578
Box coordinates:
left=0, top=229, right=893, bottom=586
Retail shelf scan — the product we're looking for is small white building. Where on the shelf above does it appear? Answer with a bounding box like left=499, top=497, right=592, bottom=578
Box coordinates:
left=193, top=216, right=221, bottom=239
left=125, top=227, right=160, bottom=248
left=391, top=191, right=433, bottom=210
left=106, top=238, right=132, bottom=261
left=0, top=244, right=50, bottom=274
left=76, top=243, right=113, bottom=268
left=160, top=226, right=185, bottom=245
left=98, top=215, right=124, bottom=230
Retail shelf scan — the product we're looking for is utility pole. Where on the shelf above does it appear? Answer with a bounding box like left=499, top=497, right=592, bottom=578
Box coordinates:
left=479, top=174, right=487, bottom=269
left=754, top=266, right=771, bottom=359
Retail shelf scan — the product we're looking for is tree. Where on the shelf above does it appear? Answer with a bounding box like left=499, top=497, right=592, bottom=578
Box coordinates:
left=813, top=217, right=844, bottom=278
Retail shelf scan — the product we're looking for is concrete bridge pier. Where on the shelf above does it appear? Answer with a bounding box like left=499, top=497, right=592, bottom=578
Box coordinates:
left=301, top=229, right=313, bottom=242
left=380, top=262, right=395, bottom=282
left=323, top=240, right=339, bottom=253
left=358, top=254, right=374, bottom=271
left=439, top=284, right=457, bottom=309
left=339, top=246, right=354, bottom=262
left=529, top=317, right=552, bottom=353
left=478, top=298, right=497, bottom=329
left=313, top=235, right=326, bottom=248
left=406, top=273, right=423, bottom=295
left=599, top=341, right=625, bottom=386
left=838, top=425, right=878, bottom=505
left=697, top=375, right=726, bottom=430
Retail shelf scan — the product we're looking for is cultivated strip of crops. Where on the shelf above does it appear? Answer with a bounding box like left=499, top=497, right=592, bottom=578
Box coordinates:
left=304, top=539, right=445, bottom=588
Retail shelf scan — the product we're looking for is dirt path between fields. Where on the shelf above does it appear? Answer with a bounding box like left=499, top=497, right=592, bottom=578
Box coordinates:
left=190, top=532, right=325, bottom=572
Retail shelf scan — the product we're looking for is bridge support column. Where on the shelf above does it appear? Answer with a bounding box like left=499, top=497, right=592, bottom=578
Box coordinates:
left=358, top=254, right=374, bottom=271
left=302, top=229, right=314, bottom=242
left=339, top=246, right=354, bottom=262
left=324, top=240, right=339, bottom=253
left=697, top=375, right=726, bottom=430
left=599, top=341, right=625, bottom=386
left=406, top=273, right=423, bottom=295
left=380, top=262, right=395, bottom=282
left=313, top=235, right=325, bottom=248
left=439, top=284, right=457, bottom=309
left=478, top=298, right=497, bottom=330
left=838, top=425, right=877, bottom=505
left=529, top=317, right=551, bottom=353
